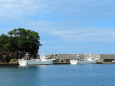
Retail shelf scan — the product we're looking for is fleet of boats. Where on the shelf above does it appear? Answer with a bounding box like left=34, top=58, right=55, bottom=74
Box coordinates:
left=18, top=51, right=100, bottom=66
left=69, top=54, right=98, bottom=64
left=77, top=54, right=97, bottom=64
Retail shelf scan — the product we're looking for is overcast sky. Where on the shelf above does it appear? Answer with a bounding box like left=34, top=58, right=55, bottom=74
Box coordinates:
left=0, top=0, right=115, bottom=54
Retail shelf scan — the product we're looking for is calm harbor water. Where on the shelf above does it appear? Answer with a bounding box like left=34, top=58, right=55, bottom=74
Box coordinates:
left=0, top=64, right=115, bottom=86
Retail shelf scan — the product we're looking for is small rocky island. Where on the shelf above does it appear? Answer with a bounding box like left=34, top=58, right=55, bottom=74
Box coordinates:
left=0, top=28, right=41, bottom=65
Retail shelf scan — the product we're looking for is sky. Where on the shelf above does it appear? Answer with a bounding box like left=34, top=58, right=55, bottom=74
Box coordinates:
left=0, top=0, right=115, bottom=54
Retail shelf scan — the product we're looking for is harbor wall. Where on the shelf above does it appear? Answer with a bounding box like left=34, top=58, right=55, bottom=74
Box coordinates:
left=48, top=54, right=115, bottom=64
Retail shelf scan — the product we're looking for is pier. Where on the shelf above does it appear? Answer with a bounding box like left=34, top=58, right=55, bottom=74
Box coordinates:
left=48, top=54, right=115, bottom=64
left=0, top=63, right=18, bottom=66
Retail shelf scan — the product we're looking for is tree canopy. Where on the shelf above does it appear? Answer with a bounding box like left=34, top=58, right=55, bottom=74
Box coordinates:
left=0, top=28, right=41, bottom=59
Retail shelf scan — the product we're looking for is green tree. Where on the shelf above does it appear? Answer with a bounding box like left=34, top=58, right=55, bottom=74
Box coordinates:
left=0, top=34, right=9, bottom=49
left=0, top=28, right=41, bottom=59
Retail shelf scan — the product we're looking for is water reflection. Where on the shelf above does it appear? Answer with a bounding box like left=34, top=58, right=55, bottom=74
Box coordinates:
left=0, top=66, right=43, bottom=86
left=0, top=64, right=115, bottom=86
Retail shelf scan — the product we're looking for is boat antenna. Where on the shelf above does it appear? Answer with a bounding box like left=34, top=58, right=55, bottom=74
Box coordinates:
left=42, top=49, right=45, bottom=57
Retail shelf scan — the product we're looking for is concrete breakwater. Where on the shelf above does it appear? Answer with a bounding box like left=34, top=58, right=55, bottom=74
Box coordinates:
left=47, top=54, right=115, bottom=64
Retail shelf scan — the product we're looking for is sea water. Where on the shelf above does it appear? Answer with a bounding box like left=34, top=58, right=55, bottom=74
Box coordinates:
left=0, top=64, right=115, bottom=86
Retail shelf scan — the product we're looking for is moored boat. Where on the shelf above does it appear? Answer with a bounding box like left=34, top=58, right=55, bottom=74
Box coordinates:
left=18, top=51, right=55, bottom=66
left=78, top=54, right=98, bottom=64
left=18, top=59, right=27, bottom=66
left=27, top=59, right=54, bottom=65
left=70, top=59, right=78, bottom=64
left=70, top=54, right=79, bottom=64
left=77, top=60, right=96, bottom=64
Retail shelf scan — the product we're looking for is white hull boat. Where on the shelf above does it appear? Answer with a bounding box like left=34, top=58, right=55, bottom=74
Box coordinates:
left=18, top=59, right=27, bottom=66
left=27, top=59, right=54, bottom=65
left=18, top=59, right=54, bottom=66
left=78, top=54, right=97, bottom=64
left=70, top=59, right=78, bottom=64
left=18, top=51, right=55, bottom=66
left=77, top=60, right=96, bottom=64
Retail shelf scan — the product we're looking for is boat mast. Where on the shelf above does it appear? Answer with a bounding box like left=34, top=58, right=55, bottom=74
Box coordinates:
left=42, top=50, right=46, bottom=58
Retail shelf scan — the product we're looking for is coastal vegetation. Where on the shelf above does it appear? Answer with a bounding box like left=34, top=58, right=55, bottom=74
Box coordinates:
left=0, top=28, right=41, bottom=63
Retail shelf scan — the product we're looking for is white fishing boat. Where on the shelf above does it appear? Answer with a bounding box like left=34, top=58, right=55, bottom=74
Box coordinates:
left=18, top=59, right=27, bottom=66
left=18, top=52, right=28, bottom=66
left=27, top=59, right=54, bottom=65
left=70, top=54, right=79, bottom=64
left=70, top=59, right=78, bottom=64
left=18, top=51, right=55, bottom=66
left=78, top=54, right=98, bottom=64
left=78, top=60, right=96, bottom=64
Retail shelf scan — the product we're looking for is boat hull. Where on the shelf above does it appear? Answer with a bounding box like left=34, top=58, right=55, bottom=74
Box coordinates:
left=18, top=59, right=27, bottom=66
left=18, top=59, right=54, bottom=66
left=78, top=60, right=96, bottom=64
left=70, top=60, right=78, bottom=64
left=27, top=59, right=54, bottom=65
